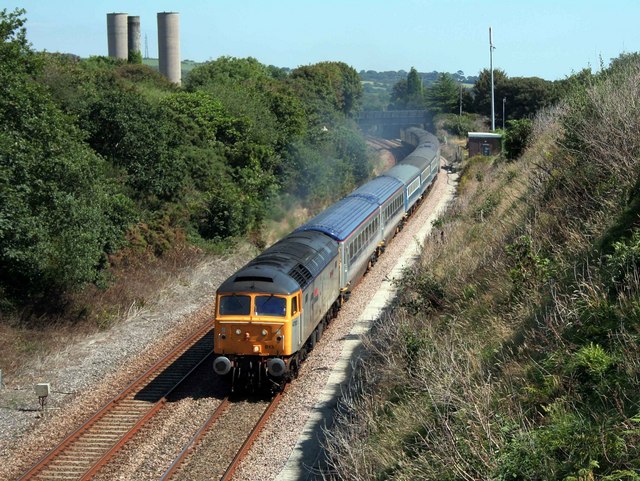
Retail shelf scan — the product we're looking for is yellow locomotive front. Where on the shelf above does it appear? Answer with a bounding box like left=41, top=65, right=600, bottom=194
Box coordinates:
left=212, top=230, right=339, bottom=391
left=214, top=291, right=302, bottom=357
left=212, top=269, right=305, bottom=389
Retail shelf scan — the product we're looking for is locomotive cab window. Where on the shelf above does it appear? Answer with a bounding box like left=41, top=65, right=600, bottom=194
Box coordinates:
left=219, top=295, right=251, bottom=316
left=292, top=295, right=299, bottom=315
left=255, top=295, right=287, bottom=317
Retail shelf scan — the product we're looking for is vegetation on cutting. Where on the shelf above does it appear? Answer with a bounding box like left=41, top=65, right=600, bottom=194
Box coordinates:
left=0, top=9, right=369, bottom=331
left=323, top=53, right=640, bottom=480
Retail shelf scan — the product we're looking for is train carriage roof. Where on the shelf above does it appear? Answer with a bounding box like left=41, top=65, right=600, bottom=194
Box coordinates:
left=295, top=195, right=378, bottom=242
left=404, top=127, right=438, bottom=145
left=348, top=176, right=404, bottom=205
left=400, top=144, right=439, bottom=170
left=382, top=164, right=421, bottom=185
left=218, top=230, right=338, bottom=295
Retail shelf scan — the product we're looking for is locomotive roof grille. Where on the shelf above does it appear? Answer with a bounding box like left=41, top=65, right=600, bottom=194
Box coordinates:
left=288, top=263, right=313, bottom=289
left=234, top=275, right=273, bottom=283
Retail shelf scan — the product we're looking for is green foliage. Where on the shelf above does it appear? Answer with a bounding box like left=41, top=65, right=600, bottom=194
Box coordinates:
left=83, top=85, right=188, bottom=200
left=470, top=69, right=556, bottom=122
left=504, top=118, right=533, bottom=160
left=471, top=68, right=508, bottom=116
left=570, top=343, right=616, bottom=377
left=400, top=268, right=446, bottom=315
left=127, top=49, right=142, bottom=65
left=0, top=9, right=131, bottom=304
left=389, top=67, right=425, bottom=110
left=184, top=56, right=273, bottom=91
left=505, top=234, right=552, bottom=290
left=198, top=180, right=251, bottom=241
left=425, top=73, right=459, bottom=114
left=406, top=67, right=423, bottom=97
left=290, top=61, right=363, bottom=123
left=160, top=90, right=239, bottom=146
left=604, top=229, right=640, bottom=289
left=473, top=191, right=502, bottom=221
left=402, top=328, right=429, bottom=373
left=440, top=113, right=477, bottom=136
left=1, top=9, right=373, bottom=315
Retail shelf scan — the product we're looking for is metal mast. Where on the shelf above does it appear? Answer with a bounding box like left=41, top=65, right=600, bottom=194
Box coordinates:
left=490, top=27, right=496, bottom=131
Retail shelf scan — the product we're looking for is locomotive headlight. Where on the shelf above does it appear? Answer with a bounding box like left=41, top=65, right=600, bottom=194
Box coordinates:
left=235, top=329, right=242, bottom=335
left=261, top=329, right=268, bottom=336
left=276, top=335, right=283, bottom=342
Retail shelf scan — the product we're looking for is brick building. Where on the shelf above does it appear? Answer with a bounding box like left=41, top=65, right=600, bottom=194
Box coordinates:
left=467, top=132, right=502, bottom=156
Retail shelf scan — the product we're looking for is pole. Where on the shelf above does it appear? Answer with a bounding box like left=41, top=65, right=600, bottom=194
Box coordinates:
left=459, top=83, right=463, bottom=116
left=490, top=27, right=495, bottom=131
left=502, top=97, right=506, bottom=130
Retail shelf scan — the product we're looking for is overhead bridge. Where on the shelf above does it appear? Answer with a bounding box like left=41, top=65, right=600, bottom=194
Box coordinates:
left=355, top=110, right=431, bottom=138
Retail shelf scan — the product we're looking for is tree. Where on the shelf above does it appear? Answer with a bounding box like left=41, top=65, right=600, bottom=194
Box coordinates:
left=471, top=69, right=556, bottom=122
left=0, top=9, right=130, bottom=304
left=503, top=76, right=555, bottom=119
left=389, top=67, right=426, bottom=110
left=426, top=73, right=459, bottom=114
left=504, top=119, right=533, bottom=160
left=406, top=67, right=423, bottom=98
left=184, top=56, right=273, bottom=91
left=389, top=78, right=408, bottom=110
left=471, top=68, right=509, bottom=117
left=290, top=61, right=363, bottom=120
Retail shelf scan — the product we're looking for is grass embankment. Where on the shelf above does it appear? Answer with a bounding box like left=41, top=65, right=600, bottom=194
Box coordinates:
left=324, top=58, right=640, bottom=479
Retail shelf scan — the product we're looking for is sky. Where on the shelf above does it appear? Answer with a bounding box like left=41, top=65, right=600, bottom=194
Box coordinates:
left=4, top=1, right=639, bottom=80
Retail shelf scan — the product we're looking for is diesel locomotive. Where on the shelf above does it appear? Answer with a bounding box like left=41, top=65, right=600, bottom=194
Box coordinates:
left=213, top=128, right=440, bottom=390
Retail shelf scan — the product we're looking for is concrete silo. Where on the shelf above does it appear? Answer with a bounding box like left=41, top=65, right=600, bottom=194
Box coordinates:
left=127, top=15, right=141, bottom=59
left=107, top=13, right=128, bottom=59
left=157, top=12, right=181, bottom=85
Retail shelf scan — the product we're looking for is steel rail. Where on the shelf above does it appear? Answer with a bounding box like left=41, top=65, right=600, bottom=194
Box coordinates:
left=159, top=396, right=231, bottom=480
left=220, top=387, right=287, bottom=481
left=17, top=322, right=214, bottom=481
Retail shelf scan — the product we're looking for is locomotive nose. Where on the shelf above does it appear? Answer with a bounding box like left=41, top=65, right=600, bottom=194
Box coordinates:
left=213, top=356, right=232, bottom=375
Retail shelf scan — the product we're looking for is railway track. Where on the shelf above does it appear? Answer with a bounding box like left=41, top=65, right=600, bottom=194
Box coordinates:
left=160, top=388, right=287, bottom=481
left=365, top=135, right=402, bottom=150
left=18, top=322, right=215, bottom=481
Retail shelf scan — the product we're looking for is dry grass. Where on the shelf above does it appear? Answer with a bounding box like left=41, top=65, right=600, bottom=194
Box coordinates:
left=322, top=149, right=532, bottom=480
left=323, top=57, right=640, bottom=480
left=0, top=236, right=206, bottom=377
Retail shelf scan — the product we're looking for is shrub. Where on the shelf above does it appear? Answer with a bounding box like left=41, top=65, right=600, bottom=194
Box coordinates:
left=504, top=118, right=533, bottom=160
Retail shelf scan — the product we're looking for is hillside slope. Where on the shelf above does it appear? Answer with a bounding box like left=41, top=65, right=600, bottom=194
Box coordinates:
left=323, top=55, right=640, bottom=480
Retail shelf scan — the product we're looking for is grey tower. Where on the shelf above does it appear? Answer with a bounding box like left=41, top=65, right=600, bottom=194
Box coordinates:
left=107, top=13, right=128, bottom=59
left=157, top=12, right=181, bottom=85
left=127, top=16, right=141, bottom=59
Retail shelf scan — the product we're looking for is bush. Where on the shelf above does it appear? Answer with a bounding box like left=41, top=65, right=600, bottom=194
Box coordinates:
left=441, top=113, right=477, bottom=136
left=504, top=118, right=533, bottom=160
